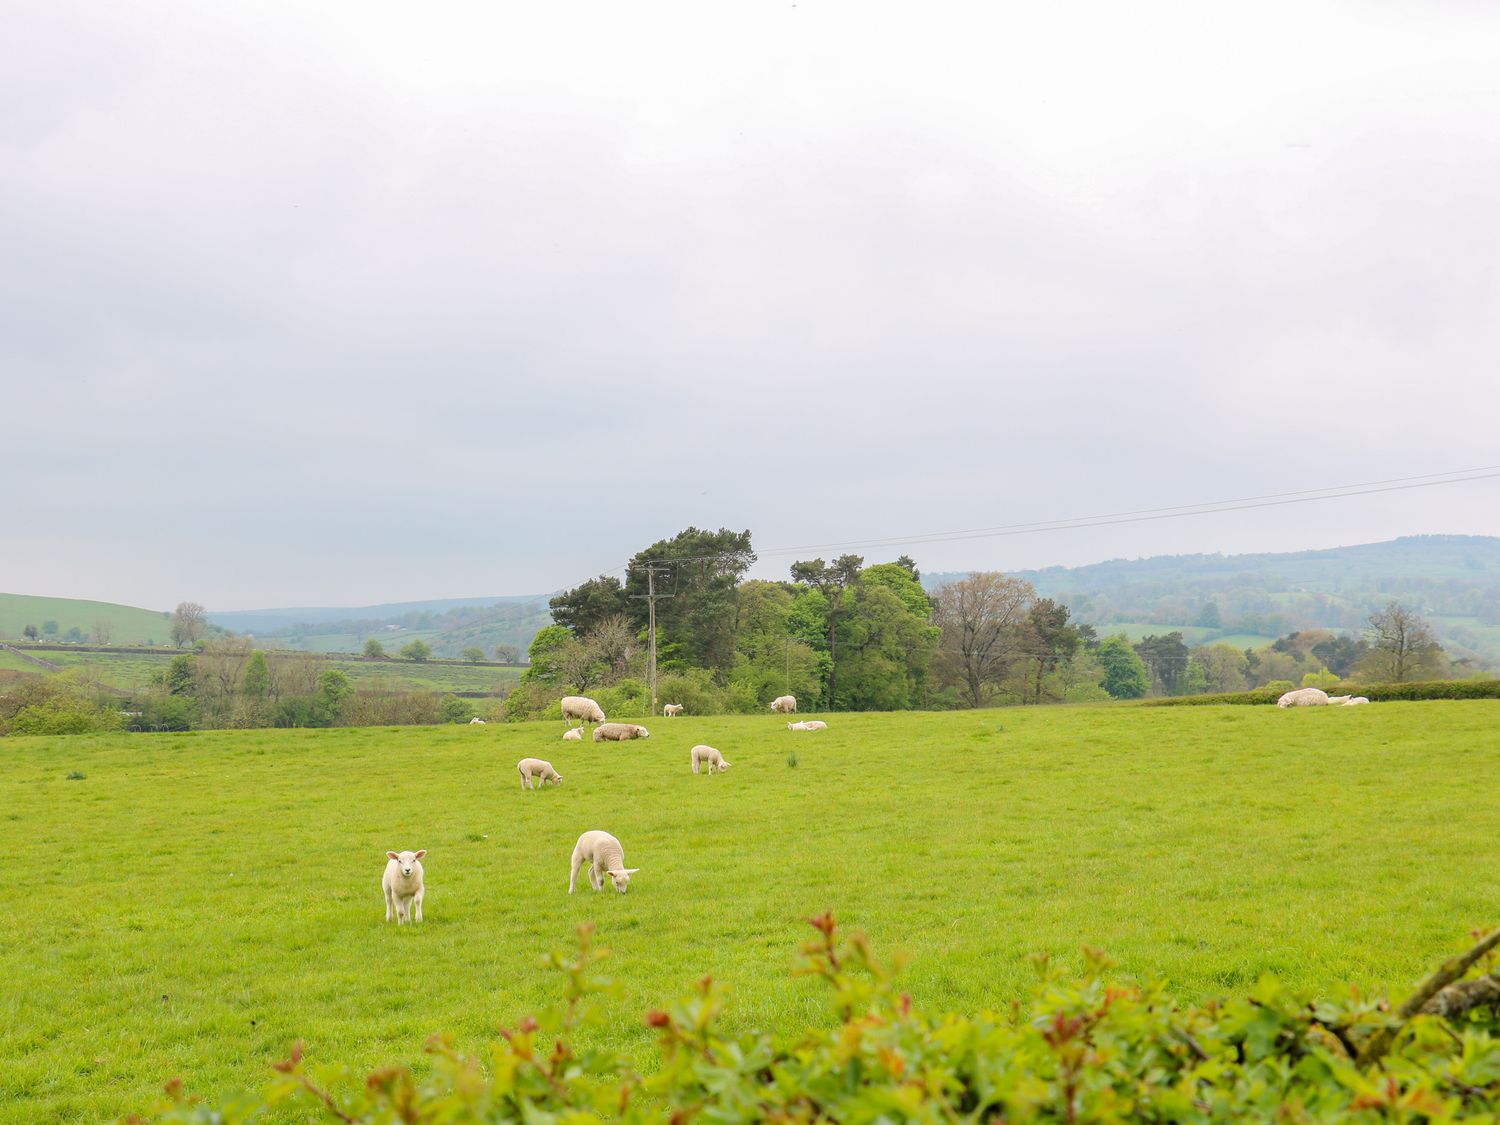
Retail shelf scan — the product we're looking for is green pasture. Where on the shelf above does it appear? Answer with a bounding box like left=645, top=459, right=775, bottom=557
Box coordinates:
left=0, top=594, right=172, bottom=646
left=5, top=703, right=1499, bottom=1123
left=1091, top=622, right=1276, bottom=648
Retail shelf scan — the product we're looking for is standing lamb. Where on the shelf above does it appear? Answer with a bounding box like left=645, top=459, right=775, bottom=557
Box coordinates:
left=568, top=830, right=639, bottom=894
left=561, top=727, right=583, bottom=741
left=592, top=722, right=650, bottom=742
left=690, top=744, right=731, bottom=775
left=787, top=720, right=828, bottom=731
left=382, top=849, right=426, bottom=924
left=1277, top=687, right=1331, bottom=708
left=770, top=695, right=797, bottom=714
left=560, top=695, right=606, bottom=727
left=517, top=757, right=563, bottom=790
left=662, top=703, right=684, bottom=717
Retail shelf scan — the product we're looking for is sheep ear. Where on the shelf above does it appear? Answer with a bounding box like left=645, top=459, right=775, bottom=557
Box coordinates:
left=414, top=850, right=427, bottom=860
left=387, top=851, right=400, bottom=860
left=622, top=867, right=640, bottom=875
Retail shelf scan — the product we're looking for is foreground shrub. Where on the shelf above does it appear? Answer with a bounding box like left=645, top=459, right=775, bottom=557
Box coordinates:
left=130, top=917, right=1500, bottom=1123
left=0, top=679, right=124, bottom=735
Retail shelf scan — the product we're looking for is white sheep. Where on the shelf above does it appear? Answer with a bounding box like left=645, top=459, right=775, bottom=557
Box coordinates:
left=562, top=727, right=583, bottom=741
left=1344, top=696, right=1371, bottom=705
left=568, top=830, right=639, bottom=894
left=469, top=717, right=487, bottom=724
left=1325, top=695, right=1351, bottom=705
left=663, top=703, right=684, bottom=717
left=517, top=757, right=563, bottom=790
left=787, top=720, right=828, bottom=731
left=592, top=722, right=650, bottom=742
left=560, top=695, right=606, bottom=727
left=770, top=695, right=797, bottom=714
left=1277, top=687, right=1331, bottom=708
left=690, top=744, right=730, bottom=774
left=382, top=849, right=426, bottom=924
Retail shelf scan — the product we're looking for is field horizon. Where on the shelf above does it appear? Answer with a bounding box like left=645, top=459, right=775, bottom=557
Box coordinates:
left=6, top=702, right=1498, bottom=1121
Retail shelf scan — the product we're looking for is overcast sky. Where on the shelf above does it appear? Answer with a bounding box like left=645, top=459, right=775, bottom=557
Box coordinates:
left=4, top=1, right=1498, bottom=611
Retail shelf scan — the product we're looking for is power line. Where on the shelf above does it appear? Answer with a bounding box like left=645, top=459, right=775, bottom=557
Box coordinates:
left=569, top=462, right=1500, bottom=593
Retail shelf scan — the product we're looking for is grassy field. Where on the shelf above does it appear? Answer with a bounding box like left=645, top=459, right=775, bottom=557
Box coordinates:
left=5, top=702, right=1498, bottom=1122
left=1090, top=622, right=1277, bottom=648
left=0, top=594, right=173, bottom=646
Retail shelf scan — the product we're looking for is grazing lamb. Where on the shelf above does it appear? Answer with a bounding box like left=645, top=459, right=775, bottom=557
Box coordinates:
left=562, top=727, right=583, bottom=741
left=690, top=744, right=730, bottom=775
left=560, top=695, right=606, bottom=727
left=663, top=703, right=684, bottom=717
left=382, top=849, right=426, bottom=924
left=1344, top=696, right=1371, bottom=706
left=787, top=719, right=828, bottom=731
left=770, top=695, right=797, bottom=714
left=568, top=830, right=638, bottom=894
left=1277, top=687, right=1331, bottom=708
left=592, top=722, right=650, bottom=742
left=517, top=757, right=563, bottom=790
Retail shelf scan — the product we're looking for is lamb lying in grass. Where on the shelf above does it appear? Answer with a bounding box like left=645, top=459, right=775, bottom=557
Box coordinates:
left=562, top=727, right=583, bottom=741
left=787, top=720, right=828, bottom=731
left=690, top=744, right=730, bottom=774
left=517, top=757, right=563, bottom=789
left=592, top=722, right=650, bottom=742
left=568, top=830, right=638, bottom=894
left=382, top=849, right=426, bottom=924
left=1344, top=696, right=1371, bottom=705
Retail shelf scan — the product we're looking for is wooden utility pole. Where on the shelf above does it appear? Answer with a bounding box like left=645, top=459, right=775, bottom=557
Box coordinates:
left=631, top=564, right=673, bottom=716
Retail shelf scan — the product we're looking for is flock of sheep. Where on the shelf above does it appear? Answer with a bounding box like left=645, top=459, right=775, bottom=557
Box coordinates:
left=383, top=692, right=826, bottom=920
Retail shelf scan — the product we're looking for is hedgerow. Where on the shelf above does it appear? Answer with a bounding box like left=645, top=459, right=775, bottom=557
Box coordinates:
left=130, top=916, right=1500, bottom=1123
left=1148, top=679, right=1500, bottom=706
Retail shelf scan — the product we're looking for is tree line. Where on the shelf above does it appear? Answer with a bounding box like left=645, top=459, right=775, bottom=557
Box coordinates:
left=506, top=527, right=1467, bottom=717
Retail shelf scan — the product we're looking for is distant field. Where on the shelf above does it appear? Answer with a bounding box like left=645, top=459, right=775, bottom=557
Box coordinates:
left=0, top=593, right=172, bottom=646
left=330, top=658, right=522, bottom=694
left=0, top=646, right=520, bottom=696
left=1091, top=622, right=1276, bottom=648
left=4, top=702, right=1498, bottom=1122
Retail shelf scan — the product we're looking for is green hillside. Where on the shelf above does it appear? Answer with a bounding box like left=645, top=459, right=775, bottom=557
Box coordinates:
left=931, top=535, right=1500, bottom=665
left=0, top=592, right=173, bottom=645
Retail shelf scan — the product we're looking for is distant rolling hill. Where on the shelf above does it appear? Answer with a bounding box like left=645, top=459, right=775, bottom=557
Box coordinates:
left=208, top=594, right=552, bottom=635
left=0, top=593, right=172, bottom=646
left=927, top=535, right=1500, bottom=666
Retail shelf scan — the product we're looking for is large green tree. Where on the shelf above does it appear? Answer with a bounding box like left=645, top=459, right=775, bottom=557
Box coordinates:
left=1098, top=635, right=1151, bottom=699
left=788, top=554, right=864, bottom=704
left=1133, top=632, right=1189, bottom=695
left=1019, top=598, right=1082, bottom=704
left=623, top=528, right=756, bottom=677
left=549, top=575, right=629, bottom=636
left=834, top=571, right=940, bottom=710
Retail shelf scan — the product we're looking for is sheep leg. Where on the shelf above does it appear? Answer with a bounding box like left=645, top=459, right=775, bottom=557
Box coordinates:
left=590, top=863, right=604, bottom=892
left=692, top=758, right=700, bottom=774
left=413, top=886, right=424, bottom=923
left=569, top=849, right=584, bottom=893
left=384, top=884, right=394, bottom=923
